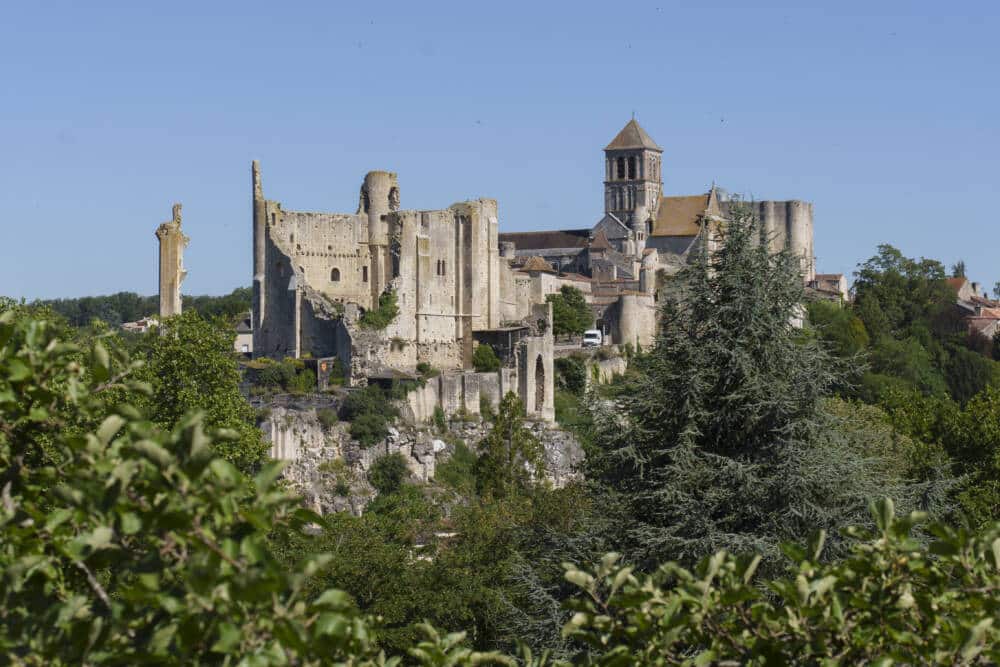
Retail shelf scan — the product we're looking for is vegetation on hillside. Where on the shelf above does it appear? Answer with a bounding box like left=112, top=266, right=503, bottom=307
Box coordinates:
left=5, top=201, right=1000, bottom=663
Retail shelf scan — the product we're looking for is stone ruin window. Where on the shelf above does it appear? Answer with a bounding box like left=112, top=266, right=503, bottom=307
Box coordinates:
left=628, top=156, right=636, bottom=179
left=330, top=268, right=340, bottom=282
left=616, top=157, right=625, bottom=179
left=362, top=266, right=369, bottom=282
left=436, top=259, right=446, bottom=276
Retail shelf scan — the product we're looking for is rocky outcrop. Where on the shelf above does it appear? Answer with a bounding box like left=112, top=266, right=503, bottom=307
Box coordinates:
left=260, top=396, right=584, bottom=515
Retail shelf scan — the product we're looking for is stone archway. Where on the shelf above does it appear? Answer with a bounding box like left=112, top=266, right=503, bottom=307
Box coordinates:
left=534, top=355, right=545, bottom=412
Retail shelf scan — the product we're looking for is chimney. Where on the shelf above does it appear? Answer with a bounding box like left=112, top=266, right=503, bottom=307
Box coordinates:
left=972, top=282, right=981, bottom=296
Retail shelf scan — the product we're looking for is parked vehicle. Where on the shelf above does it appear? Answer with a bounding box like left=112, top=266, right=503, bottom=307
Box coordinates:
left=582, top=329, right=603, bottom=347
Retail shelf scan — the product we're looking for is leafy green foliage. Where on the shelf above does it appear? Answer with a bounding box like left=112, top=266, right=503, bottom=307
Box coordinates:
left=545, top=286, right=591, bottom=338
left=472, top=344, right=501, bottom=372
left=474, top=392, right=544, bottom=499
left=368, top=452, right=411, bottom=495
left=129, top=312, right=267, bottom=473
left=560, top=499, right=1000, bottom=665
left=806, top=299, right=869, bottom=358
left=359, top=290, right=400, bottom=330
left=251, top=356, right=316, bottom=394
left=0, top=310, right=394, bottom=664
left=342, top=385, right=399, bottom=449
left=36, top=287, right=252, bottom=328
left=316, top=407, right=338, bottom=429
left=554, top=356, right=587, bottom=395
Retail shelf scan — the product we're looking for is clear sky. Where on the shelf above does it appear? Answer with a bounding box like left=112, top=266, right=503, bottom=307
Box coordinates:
left=1, top=0, right=997, bottom=300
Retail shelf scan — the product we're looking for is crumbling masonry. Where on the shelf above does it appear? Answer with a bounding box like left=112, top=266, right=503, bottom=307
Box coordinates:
left=155, top=203, right=188, bottom=318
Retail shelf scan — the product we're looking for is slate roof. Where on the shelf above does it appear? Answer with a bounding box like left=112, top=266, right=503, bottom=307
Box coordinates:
left=498, top=229, right=590, bottom=251
left=605, top=119, right=662, bottom=151
left=589, top=229, right=613, bottom=250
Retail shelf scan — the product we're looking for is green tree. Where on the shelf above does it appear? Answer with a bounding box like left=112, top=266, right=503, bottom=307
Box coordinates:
left=951, top=259, right=967, bottom=278
left=589, top=204, right=925, bottom=571
left=130, top=311, right=267, bottom=472
left=945, top=345, right=1000, bottom=405
left=474, top=392, right=544, bottom=499
left=806, top=300, right=869, bottom=358
left=368, top=452, right=411, bottom=495
left=545, top=285, right=591, bottom=338
left=0, top=310, right=395, bottom=665
left=471, top=344, right=501, bottom=372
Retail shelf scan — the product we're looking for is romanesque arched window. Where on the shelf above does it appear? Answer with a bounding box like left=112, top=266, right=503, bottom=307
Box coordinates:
left=616, top=157, right=625, bottom=179
left=331, top=268, right=340, bottom=281
left=628, top=156, right=636, bottom=179
left=362, top=266, right=369, bottom=282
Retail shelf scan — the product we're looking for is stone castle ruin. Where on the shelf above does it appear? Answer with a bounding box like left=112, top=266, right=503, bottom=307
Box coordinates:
left=251, top=162, right=555, bottom=421
left=244, top=118, right=820, bottom=425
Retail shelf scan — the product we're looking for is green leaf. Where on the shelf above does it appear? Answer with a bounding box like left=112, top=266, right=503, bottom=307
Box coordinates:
left=97, top=415, right=125, bottom=445
left=254, top=460, right=286, bottom=493
left=209, top=459, right=242, bottom=486
left=132, top=440, right=173, bottom=469
left=211, top=622, right=241, bottom=653
left=92, top=342, right=110, bottom=383
left=7, top=358, right=31, bottom=382
left=314, top=589, right=353, bottom=610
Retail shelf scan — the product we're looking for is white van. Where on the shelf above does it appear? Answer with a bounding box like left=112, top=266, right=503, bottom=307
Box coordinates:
left=582, top=329, right=603, bottom=347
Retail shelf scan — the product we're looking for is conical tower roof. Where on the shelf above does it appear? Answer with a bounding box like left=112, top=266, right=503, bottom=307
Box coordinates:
left=605, top=119, right=662, bottom=151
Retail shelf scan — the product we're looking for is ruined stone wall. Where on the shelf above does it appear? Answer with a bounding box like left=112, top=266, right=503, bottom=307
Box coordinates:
left=279, top=211, right=372, bottom=308
left=401, top=371, right=503, bottom=423
left=517, top=303, right=555, bottom=422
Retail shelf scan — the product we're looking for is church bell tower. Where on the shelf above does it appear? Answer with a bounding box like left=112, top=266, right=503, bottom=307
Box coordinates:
left=603, top=119, right=663, bottom=256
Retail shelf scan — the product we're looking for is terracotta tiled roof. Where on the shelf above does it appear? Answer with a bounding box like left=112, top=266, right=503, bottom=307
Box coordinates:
left=814, top=273, right=844, bottom=281
left=498, top=229, right=590, bottom=251
left=520, top=256, right=556, bottom=273
left=651, top=192, right=720, bottom=237
left=947, top=277, right=968, bottom=290
left=605, top=119, right=662, bottom=151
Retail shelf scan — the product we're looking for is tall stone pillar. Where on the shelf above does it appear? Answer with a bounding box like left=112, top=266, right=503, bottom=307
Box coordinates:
left=155, top=203, right=189, bottom=318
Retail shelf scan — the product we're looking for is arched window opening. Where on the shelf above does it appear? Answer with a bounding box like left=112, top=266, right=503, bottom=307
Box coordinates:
left=361, top=188, right=371, bottom=213
left=362, top=266, right=369, bottom=282
left=616, top=157, right=626, bottom=179
left=627, top=156, right=636, bottom=179
left=330, top=268, right=341, bottom=281
left=534, top=355, right=545, bottom=410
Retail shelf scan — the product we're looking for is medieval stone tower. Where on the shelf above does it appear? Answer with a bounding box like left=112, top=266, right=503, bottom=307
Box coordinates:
left=603, top=119, right=663, bottom=256
left=155, top=203, right=188, bottom=318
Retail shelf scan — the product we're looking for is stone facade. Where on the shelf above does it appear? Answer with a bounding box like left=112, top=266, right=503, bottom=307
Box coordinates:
left=155, top=203, right=188, bottom=318
left=250, top=162, right=554, bottom=421
left=499, top=119, right=821, bottom=347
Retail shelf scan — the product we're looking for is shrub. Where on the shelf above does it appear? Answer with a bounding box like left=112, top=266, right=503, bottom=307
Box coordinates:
left=368, top=452, right=410, bottom=495
left=479, top=394, right=496, bottom=421
left=433, top=405, right=447, bottom=433
left=554, top=356, right=587, bottom=395
left=472, top=344, right=501, bottom=372
left=359, top=290, right=399, bottom=330
left=350, top=412, right=389, bottom=448
left=415, top=361, right=440, bottom=378
left=288, top=367, right=316, bottom=394
left=316, top=407, right=338, bottom=429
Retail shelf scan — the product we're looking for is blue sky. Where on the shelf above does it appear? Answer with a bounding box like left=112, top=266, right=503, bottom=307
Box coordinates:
left=1, top=0, right=997, bottom=299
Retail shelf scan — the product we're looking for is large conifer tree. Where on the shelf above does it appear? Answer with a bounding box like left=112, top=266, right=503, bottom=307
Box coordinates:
left=590, top=203, right=931, bottom=570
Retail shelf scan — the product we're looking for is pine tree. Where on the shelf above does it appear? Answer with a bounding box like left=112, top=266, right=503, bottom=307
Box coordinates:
left=589, top=203, right=935, bottom=571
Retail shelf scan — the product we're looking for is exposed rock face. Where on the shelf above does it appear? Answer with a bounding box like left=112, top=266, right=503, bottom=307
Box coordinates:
left=259, top=395, right=583, bottom=515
